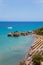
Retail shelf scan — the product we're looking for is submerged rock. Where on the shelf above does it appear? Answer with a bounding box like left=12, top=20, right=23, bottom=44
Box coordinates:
left=8, top=33, right=13, bottom=37
left=13, top=32, right=20, bottom=37
left=21, top=32, right=26, bottom=36
left=8, top=31, right=32, bottom=37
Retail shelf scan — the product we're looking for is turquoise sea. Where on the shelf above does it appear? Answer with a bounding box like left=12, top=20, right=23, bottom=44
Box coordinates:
left=0, top=22, right=43, bottom=65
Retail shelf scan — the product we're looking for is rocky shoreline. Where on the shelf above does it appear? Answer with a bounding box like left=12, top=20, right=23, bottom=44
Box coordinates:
left=8, top=31, right=33, bottom=37
left=8, top=32, right=43, bottom=65
left=24, top=34, right=43, bottom=65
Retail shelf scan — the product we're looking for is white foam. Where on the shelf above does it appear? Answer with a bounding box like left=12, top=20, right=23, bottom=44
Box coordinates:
left=8, top=26, right=13, bottom=29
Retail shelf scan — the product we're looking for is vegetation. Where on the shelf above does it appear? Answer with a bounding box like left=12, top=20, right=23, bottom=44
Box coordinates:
left=34, top=27, right=43, bottom=35
left=32, top=54, right=43, bottom=65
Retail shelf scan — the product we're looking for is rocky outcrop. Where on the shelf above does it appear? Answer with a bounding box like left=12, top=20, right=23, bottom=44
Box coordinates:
left=13, top=32, right=21, bottom=37
left=8, top=31, right=32, bottom=37
left=21, top=32, right=27, bottom=36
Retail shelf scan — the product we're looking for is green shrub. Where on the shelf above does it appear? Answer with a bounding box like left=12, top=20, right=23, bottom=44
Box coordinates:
left=34, top=27, right=43, bottom=35
left=32, top=54, right=42, bottom=65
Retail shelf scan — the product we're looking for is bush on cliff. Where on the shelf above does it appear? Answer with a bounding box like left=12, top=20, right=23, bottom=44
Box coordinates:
left=32, top=54, right=42, bottom=65
left=34, top=27, right=43, bottom=35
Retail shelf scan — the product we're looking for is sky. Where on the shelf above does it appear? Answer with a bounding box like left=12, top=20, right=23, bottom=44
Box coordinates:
left=0, top=0, right=43, bottom=21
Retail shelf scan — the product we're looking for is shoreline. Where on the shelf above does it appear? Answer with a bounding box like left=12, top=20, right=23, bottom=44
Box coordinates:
left=24, top=34, right=43, bottom=65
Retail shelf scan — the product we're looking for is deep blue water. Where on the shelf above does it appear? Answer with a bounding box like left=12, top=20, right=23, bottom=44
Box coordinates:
left=0, top=22, right=43, bottom=65
left=0, top=22, right=43, bottom=34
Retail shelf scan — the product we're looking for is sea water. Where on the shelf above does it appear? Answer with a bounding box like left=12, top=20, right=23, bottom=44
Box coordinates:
left=0, top=22, right=43, bottom=65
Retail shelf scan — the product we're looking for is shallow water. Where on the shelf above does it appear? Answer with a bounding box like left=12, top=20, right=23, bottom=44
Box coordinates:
left=0, top=34, right=35, bottom=65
